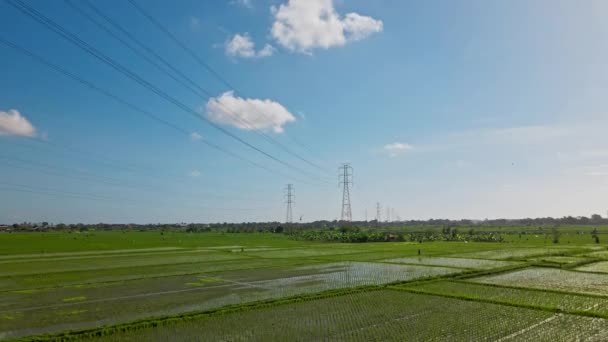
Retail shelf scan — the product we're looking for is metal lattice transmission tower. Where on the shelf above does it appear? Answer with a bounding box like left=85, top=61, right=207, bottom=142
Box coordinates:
left=339, top=163, right=353, bottom=221
left=285, top=184, right=294, bottom=224
left=376, top=202, right=381, bottom=222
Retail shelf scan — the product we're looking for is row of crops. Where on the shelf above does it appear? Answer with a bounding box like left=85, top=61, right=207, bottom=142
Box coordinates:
left=2, top=237, right=608, bottom=341
left=91, top=291, right=608, bottom=341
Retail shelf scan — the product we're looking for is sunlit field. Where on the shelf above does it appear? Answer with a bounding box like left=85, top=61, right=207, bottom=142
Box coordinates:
left=1, top=230, right=608, bottom=341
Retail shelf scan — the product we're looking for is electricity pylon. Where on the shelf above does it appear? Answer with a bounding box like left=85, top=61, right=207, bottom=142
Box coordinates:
left=339, top=163, right=353, bottom=221
left=285, top=184, right=294, bottom=224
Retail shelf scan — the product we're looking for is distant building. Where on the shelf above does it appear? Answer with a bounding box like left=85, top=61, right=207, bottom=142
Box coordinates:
left=0, top=225, right=10, bottom=231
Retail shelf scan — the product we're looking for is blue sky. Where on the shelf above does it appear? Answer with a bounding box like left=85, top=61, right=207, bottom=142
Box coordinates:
left=1, top=0, right=608, bottom=223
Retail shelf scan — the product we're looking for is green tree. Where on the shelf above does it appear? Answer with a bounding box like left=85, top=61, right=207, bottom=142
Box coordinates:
left=552, top=227, right=560, bottom=244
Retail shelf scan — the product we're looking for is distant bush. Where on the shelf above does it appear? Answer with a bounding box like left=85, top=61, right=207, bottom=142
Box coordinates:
left=288, top=230, right=502, bottom=243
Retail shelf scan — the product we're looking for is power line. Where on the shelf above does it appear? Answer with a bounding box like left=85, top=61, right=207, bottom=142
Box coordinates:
left=5, top=137, right=275, bottom=195
left=87, top=1, right=329, bottom=181
left=12, top=138, right=185, bottom=182
left=0, top=156, right=147, bottom=190
left=284, top=184, right=294, bottom=224
left=63, top=0, right=204, bottom=100
left=5, top=0, right=327, bottom=183
left=339, top=163, right=353, bottom=221
left=0, top=182, right=269, bottom=211
left=78, top=0, right=331, bottom=178
left=124, top=0, right=330, bottom=174
left=0, top=158, right=274, bottom=203
left=0, top=35, right=327, bottom=188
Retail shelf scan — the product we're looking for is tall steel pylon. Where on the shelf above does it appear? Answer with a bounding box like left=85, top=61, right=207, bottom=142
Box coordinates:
left=285, top=184, right=294, bottom=223
left=376, top=202, right=381, bottom=222
left=339, top=163, right=353, bottom=221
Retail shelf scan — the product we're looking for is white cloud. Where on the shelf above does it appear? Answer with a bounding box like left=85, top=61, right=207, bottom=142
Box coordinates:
left=206, top=91, right=296, bottom=133
left=190, top=132, right=203, bottom=141
left=383, top=142, right=413, bottom=157
left=190, top=170, right=201, bottom=178
left=225, top=33, right=275, bottom=59
left=257, top=43, right=275, bottom=57
left=0, top=109, right=37, bottom=137
left=231, top=0, right=252, bottom=8
left=342, top=13, right=384, bottom=41
left=271, top=0, right=383, bottom=53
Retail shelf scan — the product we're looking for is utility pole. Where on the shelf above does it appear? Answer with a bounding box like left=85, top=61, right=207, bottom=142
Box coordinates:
left=285, top=184, right=294, bottom=224
left=365, top=209, right=368, bottom=222
left=339, top=163, right=353, bottom=221
left=376, top=202, right=381, bottom=223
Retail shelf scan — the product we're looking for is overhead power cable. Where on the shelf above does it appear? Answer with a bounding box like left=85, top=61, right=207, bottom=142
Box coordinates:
left=125, top=0, right=331, bottom=173
left=0, top=35, right=328, bottom=188
left=0, top=182, right=271, bottom=211
left=69, top=0, right=331, bottom=177
left=5, top=0, right=328, bottom=183
left=5, top=138, right=271, bottom=195
left=0, top=156, right=274, bottom=203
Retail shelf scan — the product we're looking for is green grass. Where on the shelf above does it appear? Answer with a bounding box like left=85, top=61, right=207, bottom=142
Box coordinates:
left=2, top=231, right=608, bottom=341
left=0, top=232, right=307, bottom=255
left=577, top=261, right=608, bottom=273
left=393, top=280, right=608, bottom=317
left=88, top=291, right=608, bottom=342
left=0, top=261, right=462, bottom=339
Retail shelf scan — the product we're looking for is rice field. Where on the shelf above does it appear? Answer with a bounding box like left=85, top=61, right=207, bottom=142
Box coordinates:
left=1, top=232, right=608, bottom=341
left=382, top=257, right=518, bottom=269
left=394, top=281, right=608, bottom=315
left=470, top=267, right=608, bottom=296
left=577, top=261, right=608, bottom=273
left=91, top=291, right=608, bottom=342
left=456, top=247, right=587, bottom=260
left=581, top=250, right=608, bottom=259
left=529, top=255, right=592, bottom=265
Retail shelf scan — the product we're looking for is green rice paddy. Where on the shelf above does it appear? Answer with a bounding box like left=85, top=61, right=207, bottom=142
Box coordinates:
left=1, top=231, right=608, bottom=341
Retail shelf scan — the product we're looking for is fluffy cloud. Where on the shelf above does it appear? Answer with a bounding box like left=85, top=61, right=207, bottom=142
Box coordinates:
left=231, top=0, right=252, bottom=8
left=383, top=142, right=413, bottom=157
left=271, top=0, right=383, bottom=53
left=206, top=91, right=295, bottom=133
left=225, top=33, right=275, bottom=58
left=190, top=132, right=203, bottom=141
left=342, top=13, right=384, bottom=41
left=190, top=170, right=201, bottom=178
left=0, top=109, right=37, bottom=137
